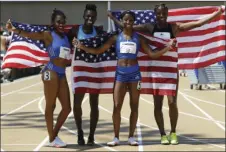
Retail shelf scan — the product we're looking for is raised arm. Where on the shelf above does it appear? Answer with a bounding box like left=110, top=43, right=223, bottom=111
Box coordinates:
left=140, top=36, right=176, bottom=59
left=107, top=11, right=154, bottom=33
left=176, top=6, right=224, bottom=32
left=107, top=11, right=124, bottom=29
left=6, top=19, right=52, bottom=46
left=73, top=35, right=117, bottom=55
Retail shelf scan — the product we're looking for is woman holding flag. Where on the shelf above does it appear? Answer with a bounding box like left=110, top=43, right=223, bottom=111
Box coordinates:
left=67, top=4, right=106, bottom=146
left=73, top=10, right=176, bottom=146
left=107, top=4, right=224, bottom=145
left=6, top=9, right=71, bottom=148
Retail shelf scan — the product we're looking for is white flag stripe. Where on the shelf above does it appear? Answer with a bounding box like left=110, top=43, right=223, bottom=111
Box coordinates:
left=139, top=61, right=177, bottom=68
left=138, top=51, right=178, bottom=58
left=179, top=40, right=225, bottom=53
left=142, top=83, right=177, bottom=90
left=5, top=50, right=49, bottom=61
left=73, top=71, right=116, bottom=78
left=3, top=58, right=44, bottom=67
left=74, top=82, right=176, bottom=90
left=186, top=20, right=225, bottom=32
left=178, top=30, right=225, bottom=43
left=72, top=60, right=117, bottom=67
left=141, top=72, right=177, bottom=79
left=72, top=71, right=177, bottom=79
left=178, top=50, right=225, bottom=64
left=9, top=41, right=47, bottom=53
left=168, top=14, right=225, bottom=22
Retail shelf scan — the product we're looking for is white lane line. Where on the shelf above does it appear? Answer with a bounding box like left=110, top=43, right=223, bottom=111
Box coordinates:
left=179, top=91, right=225, bottom=131
left=1, top=97, right=41, bottom=118
left=1, top=74, right=39, bottom=86
left=1, top=82, right=41, bottom=97
left=1, top=148, right=4, bottom=151
left=137, top=118, right=143, bottom=151
left=98, top=105, right=225, bottom=149
left=2, top=144, right=39, bottom=146
left=35, top=95, right=117, bottom=151
left=140, top=97, right=225, bottom=124
left=181, top=92, right=225, bottom=107
left=33, top=136, right=49, bottom=152
left=18, top=91, right=43, bottom=94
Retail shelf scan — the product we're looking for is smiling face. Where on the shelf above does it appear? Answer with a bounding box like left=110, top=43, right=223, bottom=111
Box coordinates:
left=155, top=7, right=168, bottom=24
left=83, top=10, right=97, bottom=27
left=122, top=13, right=135, bottom=30
left=53, top=14, right=66, bottom=33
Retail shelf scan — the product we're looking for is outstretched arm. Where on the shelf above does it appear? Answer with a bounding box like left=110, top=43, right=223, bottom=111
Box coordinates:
left=107, top=11, right=124, bottom=29
left=6, top=19, right=52, bottom=46
left=73, top=35, right=117, bottom=55
left=107, top=11, right=154, bottom=33
left=140, top=36, right=176, bottom=59
left=176, top=6, right=224, bottom=32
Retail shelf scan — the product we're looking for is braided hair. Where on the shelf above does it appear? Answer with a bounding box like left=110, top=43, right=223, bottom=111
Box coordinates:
left=120, top=10, right=136, bottom=21
left=51, top=8, right=66, bottom=23
left=154, top=3, right=168, bottom=12
left=84, top=4, right=97, bottom=14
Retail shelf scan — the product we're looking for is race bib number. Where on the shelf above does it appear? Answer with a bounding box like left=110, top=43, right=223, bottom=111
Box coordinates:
left=44, top=71, right=51, bottom=81
left=120, top=42, right=136, bottom=54
left=59, top=46, right=70, bottom=59
left=154, top=32, right=171, bottom=40
left=137, top=81, right=141, bottom=90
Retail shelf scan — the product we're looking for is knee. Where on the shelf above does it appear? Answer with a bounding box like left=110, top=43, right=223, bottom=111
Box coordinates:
left=154, top=104, right=162, bottom=112
left=130, top=103, right=139, bottom=113
left=73, top=102, right=82, bottom=110
left=168, top=100, right=177, bottom=109
left=46, top=103, right=56, bottom=112
left=113, top=105, right=121, bottom=115
left=90, top=104, right=99, bottom=113
left=63, top=106, right=71, bottom=115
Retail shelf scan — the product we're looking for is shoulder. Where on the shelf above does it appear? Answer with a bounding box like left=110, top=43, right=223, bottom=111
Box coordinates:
left=43, top=30, right=53, bottom=45
left=68, top=25, right=80, bottom=37
left=94, top=26, right=106, bottom=35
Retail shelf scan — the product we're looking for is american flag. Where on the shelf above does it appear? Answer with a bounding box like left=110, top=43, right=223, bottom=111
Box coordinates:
left=71, top=6, right=225, bottom=96
left=1, top=22, right=49, bottom=69
left=71, top=31, right=177, bottom=95
left=1, top=23, right=80, bottom=69
left=111, top=6, right=225, bottom=69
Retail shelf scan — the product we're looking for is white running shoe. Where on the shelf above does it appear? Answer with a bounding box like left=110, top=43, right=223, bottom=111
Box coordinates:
left=48, top=136, right=67, bottom=148
left=128, top=137, right=138, bottom=146
left=107, top=137, right=120, bottom=146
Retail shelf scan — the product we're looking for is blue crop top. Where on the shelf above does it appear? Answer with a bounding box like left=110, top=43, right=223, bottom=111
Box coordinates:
left=77, top=25, right=97, bottom=40
left=46, top=31, right=71, bottom=60
left=115, top=32, right=140, bottom=59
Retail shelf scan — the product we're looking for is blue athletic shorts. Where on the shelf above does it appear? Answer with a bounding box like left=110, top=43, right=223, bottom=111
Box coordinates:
left=41, top=62, right=65, bottom=79
left=115, top=64, right=141, bottom=82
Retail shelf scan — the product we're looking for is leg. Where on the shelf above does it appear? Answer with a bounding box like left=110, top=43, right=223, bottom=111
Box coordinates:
left=88, top=93, right=99, bottom=145
left=168, top=75, right=179, bottom=134
left=167, top=77, right=179, bottom=145
left=167, top=95, right=178, bottom=133
left=73, top=93, right=85, bottom=145
left=127, top=82, right=140, bottom=138
left=42, top=70, right=59, bottom=142
left=73, top=93, right=85, bottom=132
left=153, top=95, right=165, bottom=136
left=53, top=76, right=71, bottom=138
left=112, top=81, right=127, bottom=139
